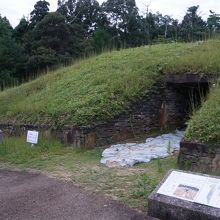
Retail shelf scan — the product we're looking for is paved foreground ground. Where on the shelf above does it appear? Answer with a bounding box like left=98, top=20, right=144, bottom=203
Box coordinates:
left=0, top=169, right=154, bottom=220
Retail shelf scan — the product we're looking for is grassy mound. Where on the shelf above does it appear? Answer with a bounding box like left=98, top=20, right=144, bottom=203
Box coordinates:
left=0, top=40, right=220, bottom=144
left=184, top=84, right=220, bottom=145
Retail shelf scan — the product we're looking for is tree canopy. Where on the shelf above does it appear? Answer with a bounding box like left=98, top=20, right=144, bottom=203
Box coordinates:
left=0, top=1, right=219, bottom=89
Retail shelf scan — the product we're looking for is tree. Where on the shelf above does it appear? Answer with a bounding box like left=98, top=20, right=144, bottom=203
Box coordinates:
left=207, top=10, right=220, bottom=33
left=74, top=0, right=100, bottom=36
left=28, top=12, right=72, bottom=72
left=170, top=19, right=179, bottom=41
left=57, top=0, right=77, bottom=20
left=180, top=5, right=206, bottom=41
left=161, top=15, right=172, bottom=38
left=13, top=17, right=29, bottom=44
left=57, top=0, right=101, bottom=36
left=92, top=28, right=111, bottom=52
left=102, top=0, right=142, bottom=47
left=33, top=12, right=72, bottom=54
left=30, top=0, right=50, bottom=27
left=143, top=11, right=162, bottom=43
left=26, top=12, right=85, bottom=73
left=0, top=15, right=24, bottom=89
left=25, top=47, right=59, bottom=74
left=155, top=14, right=179, bottom=41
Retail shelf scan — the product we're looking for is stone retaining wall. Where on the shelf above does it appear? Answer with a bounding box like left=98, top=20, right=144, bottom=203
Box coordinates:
left=178, top=141, right=220, bottom=172
left=0, top=81, right=182, bottom=148
left=0, top=74, right=212, bottom=148
left=54, top=82, right=168, bottom=148
left=60, top=79, right=201, bottom=148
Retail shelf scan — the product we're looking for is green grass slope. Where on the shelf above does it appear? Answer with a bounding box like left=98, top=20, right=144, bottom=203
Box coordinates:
left=0, top=40, right=220, bottom=144
left=184, top=84, right=220, bottom=145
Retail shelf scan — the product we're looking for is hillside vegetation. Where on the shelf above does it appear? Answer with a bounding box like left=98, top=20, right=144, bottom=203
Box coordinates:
left=184, top=84, right=220, bottom=145
left=0, top=40, right=220, bottom=144
left=2, top=2, right=218, bottom=88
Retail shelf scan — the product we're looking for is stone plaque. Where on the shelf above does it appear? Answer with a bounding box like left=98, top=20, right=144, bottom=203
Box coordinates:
left=27, top=130, right=39, bottom=145
left=157, top=170, right=220, bottom=208
left=148, top=170, right=220, bottom=220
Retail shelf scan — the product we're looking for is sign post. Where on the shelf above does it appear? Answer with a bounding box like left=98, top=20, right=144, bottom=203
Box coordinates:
left=0, top=130, right=3, bottom=143
left=26, top=130, right=39, bottom=147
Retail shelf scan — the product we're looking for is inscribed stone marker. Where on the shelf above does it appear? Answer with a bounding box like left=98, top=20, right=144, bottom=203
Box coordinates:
left=157, top=170, right=220, bottom=208
left=148, top=170, right=220, bottom=220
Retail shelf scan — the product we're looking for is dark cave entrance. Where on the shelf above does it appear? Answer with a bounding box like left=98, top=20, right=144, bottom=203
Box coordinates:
left=163, top=74, right=213, bottom=129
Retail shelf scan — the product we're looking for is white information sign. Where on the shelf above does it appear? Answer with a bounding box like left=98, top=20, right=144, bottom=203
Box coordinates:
left=26, top=130, right=39, bottom=144
left=157, top=171, right=220, bottom=209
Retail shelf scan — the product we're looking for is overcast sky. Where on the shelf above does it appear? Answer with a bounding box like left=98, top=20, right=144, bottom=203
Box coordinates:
left=1, top=0, right=220, bottom=27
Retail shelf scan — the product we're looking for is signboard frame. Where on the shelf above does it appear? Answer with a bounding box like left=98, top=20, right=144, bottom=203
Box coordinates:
left=26, top=130, right=39, bottom=145
left=148, top=169, right=220, bottom=220
left=157, top=170, right=220, bottom=209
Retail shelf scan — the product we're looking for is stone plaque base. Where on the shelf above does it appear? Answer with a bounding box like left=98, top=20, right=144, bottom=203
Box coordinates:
left=148, top=170, right=220, bottom=220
